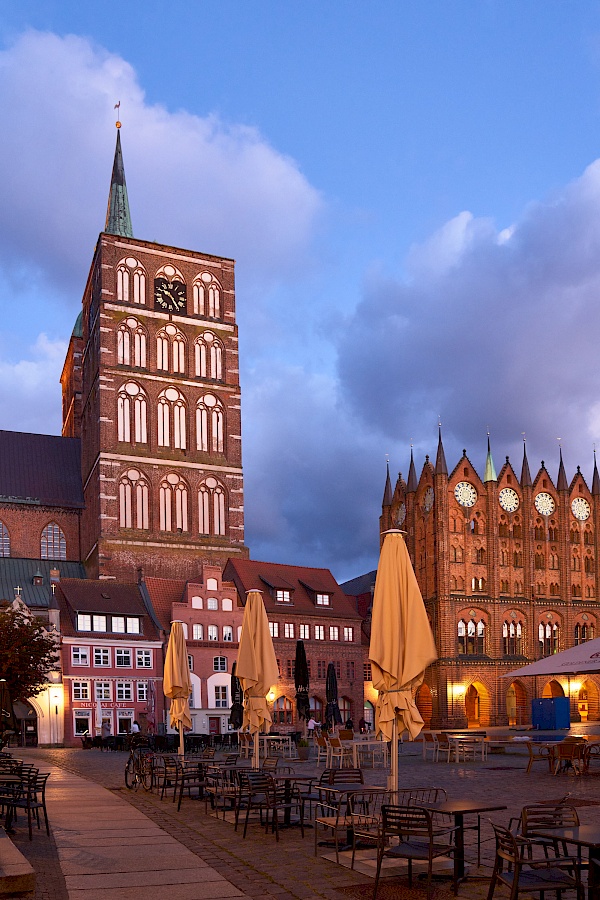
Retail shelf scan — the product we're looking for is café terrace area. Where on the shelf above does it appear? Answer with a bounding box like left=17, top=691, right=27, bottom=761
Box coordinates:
left=9, top=724, right=600, bottom=900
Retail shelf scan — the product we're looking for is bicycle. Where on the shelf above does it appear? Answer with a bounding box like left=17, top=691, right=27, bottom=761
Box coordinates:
left=124, top=740, right=153, bottom=790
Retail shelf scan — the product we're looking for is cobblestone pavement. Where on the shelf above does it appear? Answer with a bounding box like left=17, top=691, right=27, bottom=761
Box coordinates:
left=14, top=741, right=600, bottom=900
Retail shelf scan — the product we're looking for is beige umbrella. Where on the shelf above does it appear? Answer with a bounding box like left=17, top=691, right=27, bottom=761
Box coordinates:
left=369, top=530, right=437, bottom=790
left=164, top=620, right=192, bottom=756
left=236, top=590, right=279, bottom=769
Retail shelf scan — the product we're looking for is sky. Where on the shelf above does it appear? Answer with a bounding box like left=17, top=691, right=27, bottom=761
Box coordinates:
left=3, top=3, right=600, bottom=582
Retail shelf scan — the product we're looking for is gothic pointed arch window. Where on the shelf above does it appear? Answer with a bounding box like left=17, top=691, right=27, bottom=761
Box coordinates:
left=196, top=394, right=225, bottom=453
left=157, top=387, right=186, bottom=449
left=571, top=528, right=580, bottom=544
left=117, top=382, right=148, bottom=444
left=0, top=521, right=9, bottom=557
left=192, top=272, right=222, bottom=319
left=117, top=257, right=146, bottom=305
left=502, top=618, right=523, bottom=656
left=198, top=477, right=226, bottom=536
left=156, top=324, right=186, bottom=374
left=159, top=473, right=189, bottom=532
left=538, top=619, right=559, bottom=657
left=194, top=332, right=224, bottom=381
left=584, top=554, right=594, bottom=574
left=458, top=617, right=486, bottom=655
left=41, top=522, right=66, bottom=560
left=584, top=527, right=593, bottom=546
left=117, top=317, right=147, bottom=368
left=119, top=469, right=150, bottom=530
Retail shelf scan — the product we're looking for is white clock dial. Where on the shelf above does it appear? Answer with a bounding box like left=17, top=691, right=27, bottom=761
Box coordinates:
left=395, top=502, right=406, bottom=526
left=423, top=487, right=434, bottom=513
left=571, top=497, right=591, bottom=521
left=534, top=492, right=556, bottom=516
left=454, top=481, right=477, bottom=508
left=499, top=488, right=520, bottom=513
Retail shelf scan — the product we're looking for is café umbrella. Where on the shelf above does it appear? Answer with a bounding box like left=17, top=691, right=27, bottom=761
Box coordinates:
left=164, top=621, right=192, bottom=756
left=236, top=590, right=279, bottom=769
left=369, top=530, right=438, bottom=790
left=503, top=637, right=600, bottom=678
left=325, top=662, right=343, bottom=730
left=294, top=640, right=311, bottom=724
left=0, top=680, right=17, bottom=744
left=229, top=661, right=244, bottom=731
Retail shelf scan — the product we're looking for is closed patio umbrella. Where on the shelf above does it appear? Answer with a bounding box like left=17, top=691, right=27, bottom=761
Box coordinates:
left=229, top=661, right=244, bottom=731
left=325, top=662, right=343, bottom=730
left=369, top=530, right=437, bottom=790
left=236, top=590, right=279, bottom=769
left=95, top=698, right=103, bottom=736
left=0, top=680, right=17, bottom=748
left=294, top=640, right=310, bottom=723
left=164, top=621, right=192, bottom=756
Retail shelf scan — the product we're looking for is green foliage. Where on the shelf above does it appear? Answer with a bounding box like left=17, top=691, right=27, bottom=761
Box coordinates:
left=297, top=738, right=309, bottom=747
left=0, top=607, right=59, bottom=702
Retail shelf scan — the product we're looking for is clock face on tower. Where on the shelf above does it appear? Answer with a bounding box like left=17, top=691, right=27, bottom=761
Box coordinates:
left=454, top=481, right=477, bottom=508
left=154, top=278, right=187, bottom=314
left=571, top=497, right=591, bottom=521
left=534, top=492, right=555, bottom=516
left=499, top=487, right=520, bottom=512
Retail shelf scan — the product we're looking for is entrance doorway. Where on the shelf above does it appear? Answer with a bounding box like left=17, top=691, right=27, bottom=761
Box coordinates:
left=13, top=700, right=37, bottom=747
left=465, top=681, right=491, bottom=727
left=208, top=716, right=221, bottom=736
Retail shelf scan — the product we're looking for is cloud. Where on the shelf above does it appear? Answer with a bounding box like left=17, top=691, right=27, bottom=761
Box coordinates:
left=336, top=159, right=600, bottom=485
left=0, top=333, right=67, bottom=434
left=0, top=30, right=322, bottom=299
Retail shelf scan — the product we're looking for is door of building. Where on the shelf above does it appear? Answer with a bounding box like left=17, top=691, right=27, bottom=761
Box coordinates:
left=208, top=717, right=221, bottom=736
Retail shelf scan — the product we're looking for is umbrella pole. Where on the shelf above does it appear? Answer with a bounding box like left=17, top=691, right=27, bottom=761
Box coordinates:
left=388, top=719, right=398, bottom=792
left=253, top=729, right=260, bottom=770
left=178, top=722, right=184, bottom=756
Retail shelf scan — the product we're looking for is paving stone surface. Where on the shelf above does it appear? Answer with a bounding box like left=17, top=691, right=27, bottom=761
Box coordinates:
left=9, top=734, right=600, bottom=900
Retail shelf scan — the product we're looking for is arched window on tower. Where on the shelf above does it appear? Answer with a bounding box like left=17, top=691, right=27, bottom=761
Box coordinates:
left=475, top=547, right=486, bottom=564
left=156, top=324, right=186, bottom=374
left=159, top=473, right=189, bottom=532
left=117, top=383, right=147, bottom=444
left=119, top=469, right=150, bottom=530
left=196, top=394, right=225, bottom=453
left=585, top=555, right=594, bottom=574
left=157, top=388, right=186, bottom=449
left=0, top=521, right=9, bottom=557
left=538, top=620, right=559, bottom=657
left=451, top=544, right=463, bottom=563
left=570, top=528, right=580, bottom=544
left=572, top=554, right=581, bottom=571
left=117, top=317, right=147, bottom=368
left=458, top=618, right=486, bottom=655
left=192, top=273, right=222, bottom=318
left=41, top=523, right=66, bottom=560
left=116, top=257, right=146, bottom=305
left=502, top=619, right=523, bottom=656
left=535, top=552, right=545, bottom=569
left=584, top=528, right=593, bottom=546
left=194, top=332, right=224, bottom=381
left=198, top=477, right=226, bottom=536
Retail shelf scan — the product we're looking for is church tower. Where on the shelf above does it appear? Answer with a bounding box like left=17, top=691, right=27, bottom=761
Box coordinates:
left=71, top=126, right=248, bottom=579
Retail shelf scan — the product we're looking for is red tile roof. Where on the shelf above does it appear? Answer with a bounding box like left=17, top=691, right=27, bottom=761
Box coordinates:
left=57, top=579, right=160, bottom=640
left=144, top=577, right=186, bottom=631
left=223, top=558, right=360, bottom=620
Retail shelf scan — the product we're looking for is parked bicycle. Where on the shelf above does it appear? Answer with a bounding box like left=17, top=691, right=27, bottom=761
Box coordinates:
left=124, top=738, right=153, bottom=790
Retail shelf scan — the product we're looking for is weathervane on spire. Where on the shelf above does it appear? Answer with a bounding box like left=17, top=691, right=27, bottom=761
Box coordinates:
left=114, top=101, right=121, bottom=129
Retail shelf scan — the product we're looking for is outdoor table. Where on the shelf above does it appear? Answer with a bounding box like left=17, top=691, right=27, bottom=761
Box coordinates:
left=318, top=784, right=388, bottom=848
left=347, top=738, right=389, bottom=767
left=449, top=735, right=487, bottom=762
left=529, top=825, right=600, bottom=900
left=272, top=773, right=314, bottom=827
left=421, top=797, right=507, bottom=882
left=259, top=735, right=294, bottom=758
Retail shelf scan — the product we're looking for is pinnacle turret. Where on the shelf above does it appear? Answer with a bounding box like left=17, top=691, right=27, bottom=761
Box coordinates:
left=407, top=448, right=417, bottom=493
left=484, top=435, right=497, bottom=483
left=557, top=448, right=568, bottom=491
left=382, top=462, right=392, bottom=507
left=105, top=127, right=133, bottom=237
left=593, top=451, right=600, bottom=497
left=520, top=441, right=532, bottom=487
left=435, top=426, right=448, bottom=476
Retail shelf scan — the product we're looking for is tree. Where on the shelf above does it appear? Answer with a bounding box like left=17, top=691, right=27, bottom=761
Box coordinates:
left=0, top=606, right=59, bottom=702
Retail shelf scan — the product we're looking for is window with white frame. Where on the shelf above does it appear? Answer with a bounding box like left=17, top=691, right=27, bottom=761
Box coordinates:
left=118, top=317, right=147, bottom=368
left=93, top=615, right=107, bottom=632
left=276, top=590, right=291, bottom=603
left=71, top=647, right=89, bottom=666
left=112, top=617, right=125, bottom=634
left=41, top=522, right=66, bottom=560
left=299, top=624, right=310, bottom=640
left=158, top=387, right=186, bottom=449
left=192, top=624, right=203, bottom=640
left=117, top=382, right=148, bottom=444
left=196, top=394, right=225, bottom=453
left=215, top=685, right=228, bottom=708
left=284, top=623, right=295, bottom=639
left=192, top=273, right=222, bottom=318
left=198, top=477, right=226, bottom=536
left=343, top=627, right=354, bottom=642
left=329, top=626, right=339, bottom=641
left=116, top=682, right=133, bottom=701
left=77, top=614, right=91, bottom=631
left=72, top=681, right=90, bottom=700
left=156, top=324, right=186, bottom=374
left=116, top=257, right=146, bottom=305
left=137, top=681, right=148, bottom=702
left=269, top=622, right=279, bottom=638
left=94, top=647, right=110, bottom=667
left=213, top=656, right=227, bottom=672
left=208, top=625, right=218, bottom=641
left=191, top=596, right=203, bottom=609
left=0, top=521, right=10, bottom=557
left=188, top=654, right=194, bottom=671
left=222, top=598, right=232, bottom=611
left=95, top=681, right=111, bottom=700
left=119, top=469, right=150, bottom=530
left=160, top=473, right=189, bottom=532
left=73, top=709, right=92, bottom=735
left=314, top=625, right=325, bottom=640
left=316, top=594, right=330, bottom=606
left=127, top=618, right=140, bottom=634
left=194, top=331, right=223, bottom=380
left=115, top=648, right=132, bottom=667
left=136, top=649, right=152, bottom=668
left=223, top=625, right=233, bottom=642
left=207, top=598, right=218, bottom=610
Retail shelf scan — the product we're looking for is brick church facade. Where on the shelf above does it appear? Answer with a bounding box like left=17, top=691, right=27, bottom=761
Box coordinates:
left=380, top=430, right=600, bottom=728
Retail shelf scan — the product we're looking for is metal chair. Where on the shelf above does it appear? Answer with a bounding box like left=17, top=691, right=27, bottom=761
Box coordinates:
left=238, top=771, right=303, bottom=841
left=419, top=732, right=439, bottom=761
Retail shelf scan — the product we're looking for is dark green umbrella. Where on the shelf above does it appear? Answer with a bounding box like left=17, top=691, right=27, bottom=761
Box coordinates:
left=325, top=663, right=342, bottom=729
left=229, top=662, right=244, bottom=730
left=0, top=680, right=18, bottom=747
left=294, top=641, right=310, bottom=721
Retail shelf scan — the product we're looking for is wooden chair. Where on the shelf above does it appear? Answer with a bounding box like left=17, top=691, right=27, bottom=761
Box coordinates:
left=525, top=741, right=554, bottom=774
left=374, top=804, right=458, bottom=900
left=486, top=821, right=584, bottom=900
left=436, top=732, right=453, bottom=763
left=339, top=729, right=354, bottom=741
left=315, top=736, right=329, bottom=766
left=553, top=740, right=586, bottom=776
left=419, top=732, right=439, bottom=761
left=328, top=736, right=353, bottom=768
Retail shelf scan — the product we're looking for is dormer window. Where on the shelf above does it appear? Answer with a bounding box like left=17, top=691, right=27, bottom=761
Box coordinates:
left=276, top=590, right=291, bottom=603
left=316, top=593, right=330, bottom=606
left=32, top=571, right=43, bottom=586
